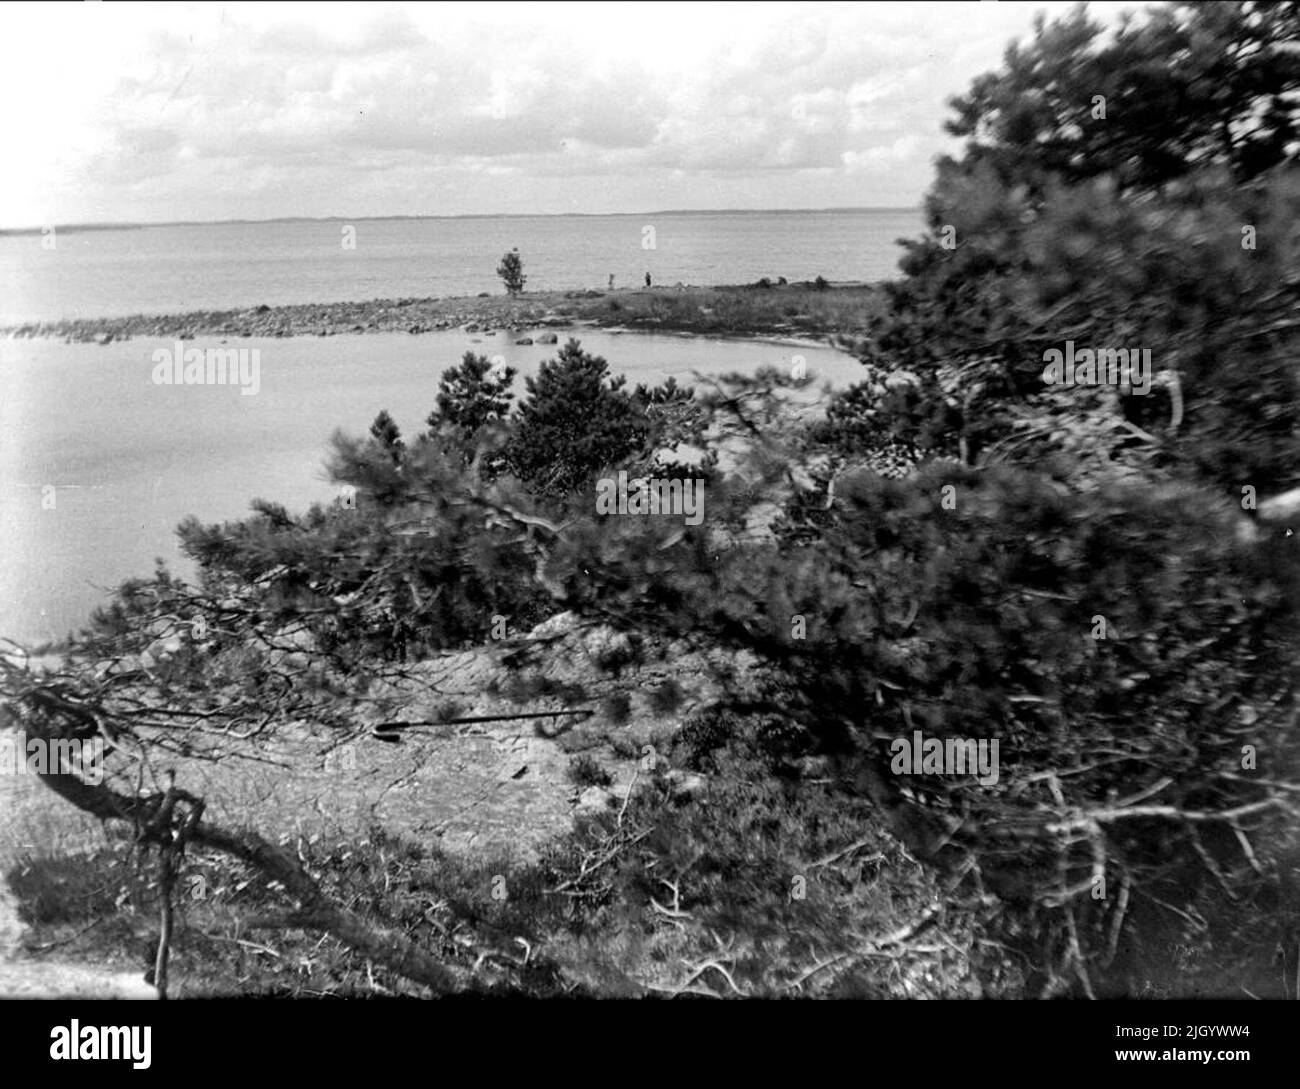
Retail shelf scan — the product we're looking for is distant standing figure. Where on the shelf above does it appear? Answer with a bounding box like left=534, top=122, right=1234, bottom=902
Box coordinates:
left=645, top=272, right=652, bottom=287
left=609, top=273, right=615, bottom=290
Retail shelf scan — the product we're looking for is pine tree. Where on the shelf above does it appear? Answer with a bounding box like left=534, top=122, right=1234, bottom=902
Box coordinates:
left=946, top=1, right=1299, bottom=195
left=509, top=339, right=648, bottom=497
left=427, top=352, right=516, bottom=438
left=369, top=410, right=405, bottom=466
left=838, top=1, right=1300, bottom=497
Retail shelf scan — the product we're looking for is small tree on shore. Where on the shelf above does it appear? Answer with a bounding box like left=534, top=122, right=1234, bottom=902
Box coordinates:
left=497, top=248, right=526, bottom=295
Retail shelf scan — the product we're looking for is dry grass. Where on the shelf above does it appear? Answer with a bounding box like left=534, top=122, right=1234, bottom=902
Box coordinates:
left=600, top=284, right=885, bottom=337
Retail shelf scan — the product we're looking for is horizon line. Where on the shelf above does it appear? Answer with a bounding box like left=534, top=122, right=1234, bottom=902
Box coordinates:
left=0, top=205, right=922, bottom=235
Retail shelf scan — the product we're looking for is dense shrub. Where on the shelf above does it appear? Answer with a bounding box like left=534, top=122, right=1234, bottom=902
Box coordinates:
left=177, top=440, right=556, bottom=662
left=567, top=754, right=612, bottom=788
left=835, top=2, right=1300, bottom=499
left=946, top=2, right=1299, bottom=194
left=549, top=456, right=1300, bottom=992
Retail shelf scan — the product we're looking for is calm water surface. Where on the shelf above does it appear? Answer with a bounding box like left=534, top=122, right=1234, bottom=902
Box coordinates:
left=0, top=208, right=894, bottom=643
left=0, top=329, right=860, bottom=644
left=0, top=209, right=921, bottom=325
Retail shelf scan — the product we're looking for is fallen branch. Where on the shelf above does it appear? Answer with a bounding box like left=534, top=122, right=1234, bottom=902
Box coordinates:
left=17, top=716, right=460, bottom=995
left=369, top=708, right=594, bottom=737
left=548, top=828, right=651, bottom=894
left=786, top=904, right=942, bottom=993
left=809, top=836, right=882, bottom=870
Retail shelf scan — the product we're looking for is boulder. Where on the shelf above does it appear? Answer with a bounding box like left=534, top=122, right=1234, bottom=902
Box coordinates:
left=664, top=769, right=708, bottom=801
left=582, top=626, right=636, bottom=672
left=575, top=785, right=616, bottom=816
left=1258, top=486, right=1300, bottom=523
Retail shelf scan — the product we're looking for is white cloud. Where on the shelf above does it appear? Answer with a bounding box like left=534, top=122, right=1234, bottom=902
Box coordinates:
left=843, top=135, right=924, bottom=173
left=0, top=0, right=1141, bottom=225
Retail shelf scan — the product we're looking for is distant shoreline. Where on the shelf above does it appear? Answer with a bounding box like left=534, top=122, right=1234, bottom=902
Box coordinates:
left=0, top=207, right=919, bottom=236
left=0, top=283, right=883, bottom=345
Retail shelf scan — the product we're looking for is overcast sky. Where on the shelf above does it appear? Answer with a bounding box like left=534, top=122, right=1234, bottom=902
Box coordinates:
left=0, top=1, right=1141, bottom=228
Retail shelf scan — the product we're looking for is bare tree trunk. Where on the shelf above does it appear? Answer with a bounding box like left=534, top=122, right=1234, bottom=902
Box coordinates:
left=26, top=738, right=458, bottom=995
left=192, top=822, right=458, bottom=993
left=154, top=845, right=174, bottom=999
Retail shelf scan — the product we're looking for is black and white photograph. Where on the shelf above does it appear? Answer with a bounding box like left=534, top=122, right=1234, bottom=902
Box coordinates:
left=0, top=0, right=1296, bottom=1070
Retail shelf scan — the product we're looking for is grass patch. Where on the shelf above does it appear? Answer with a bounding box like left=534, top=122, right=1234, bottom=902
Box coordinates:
left=8, top=723, right=964, bottom=998
left=601, top=691, right=632, bottom=725
left=567, top=755, right=613, bottom=789
left=595, top=284, right=884, bottom=337
left=501, top=672, right=589, bottom=706
left=646, top=679, right=686, bottom=715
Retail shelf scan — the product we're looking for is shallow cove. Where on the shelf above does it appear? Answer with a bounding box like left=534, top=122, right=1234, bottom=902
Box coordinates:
left=0, top=328, right=859, bottom=645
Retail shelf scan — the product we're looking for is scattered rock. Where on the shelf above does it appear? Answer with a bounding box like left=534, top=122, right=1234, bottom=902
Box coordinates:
left=1, top=286, right=866, bottom=344
left=558, top=726, right=604, bottom=754
left=665, top=769, right=708, bottom=801
left=583, top=627, right=636, bottom=671
left=796, top=755, right=833, bottom=780
left=575, top=786, right=616, bottom=816
left=515, top=337, right=534, bottom=345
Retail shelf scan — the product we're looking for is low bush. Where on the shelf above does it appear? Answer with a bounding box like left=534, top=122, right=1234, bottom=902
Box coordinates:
left=567, top=755, right=612, bottom=788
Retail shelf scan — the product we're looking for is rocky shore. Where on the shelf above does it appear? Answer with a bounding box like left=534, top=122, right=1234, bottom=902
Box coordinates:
left=0, top=283, right=878, bottom=344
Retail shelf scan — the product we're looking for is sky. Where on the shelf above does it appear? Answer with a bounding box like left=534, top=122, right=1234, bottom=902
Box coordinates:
left=0, top=1, right=1142, bottom=228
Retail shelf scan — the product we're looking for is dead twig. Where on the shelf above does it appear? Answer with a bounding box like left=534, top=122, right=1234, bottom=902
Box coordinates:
left=547, top=828, right=651, bottom=894
left=787, top=904, right=942, bottom=993
left=809, top=837, right=881, bottom=870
